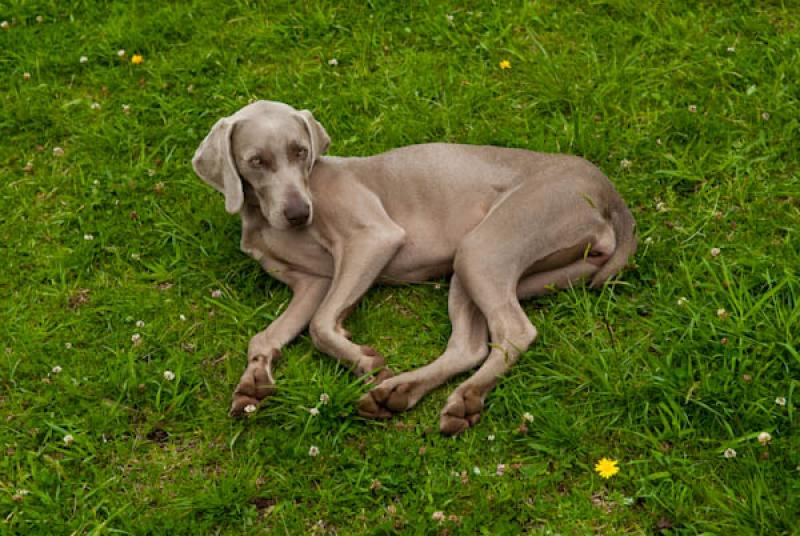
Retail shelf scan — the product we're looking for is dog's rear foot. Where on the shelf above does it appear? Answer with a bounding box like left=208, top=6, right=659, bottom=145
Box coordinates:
left=356, top=389, right=395, bottom=419
left=439, top=386, right=483, bottom=436
left=357, top=375, right=426, bottom=419
left=229, top=350, right=280, bottom=417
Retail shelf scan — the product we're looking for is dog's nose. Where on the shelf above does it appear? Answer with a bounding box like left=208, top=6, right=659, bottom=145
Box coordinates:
left=284, top=196, right=310, bottom=227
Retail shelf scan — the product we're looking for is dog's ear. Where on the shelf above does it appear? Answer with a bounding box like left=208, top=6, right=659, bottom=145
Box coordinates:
left=295, top=109, right=330, bottom=173
left=192, top=117, right=244, bottom=214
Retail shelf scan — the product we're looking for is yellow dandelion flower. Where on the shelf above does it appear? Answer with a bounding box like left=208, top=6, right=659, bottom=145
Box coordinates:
left=594, top=457, right=619, bottom=479
left=499, top=59, right=511, bottom=70
left=131, top=54, right=144, bottom=65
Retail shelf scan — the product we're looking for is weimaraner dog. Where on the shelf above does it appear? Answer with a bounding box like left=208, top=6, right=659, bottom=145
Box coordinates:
left=192, top=100, right=636, bottom=435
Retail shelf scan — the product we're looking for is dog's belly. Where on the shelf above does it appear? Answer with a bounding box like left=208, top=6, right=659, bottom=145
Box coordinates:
left=380, top=231, right=460, bottom=283
left=379, top=199, right=491, bottom=283
left=381, top=249, right=454, bottom=283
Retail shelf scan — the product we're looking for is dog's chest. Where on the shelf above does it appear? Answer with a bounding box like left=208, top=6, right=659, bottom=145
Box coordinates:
left=240, top=221, right=333, bottom=281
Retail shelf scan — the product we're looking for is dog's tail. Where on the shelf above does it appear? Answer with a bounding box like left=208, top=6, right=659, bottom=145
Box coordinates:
left=589, top=195, right=637, bottom=289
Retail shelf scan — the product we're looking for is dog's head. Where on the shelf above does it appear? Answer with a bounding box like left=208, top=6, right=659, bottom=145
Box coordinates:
left=192, top=100, right=330, bottom=229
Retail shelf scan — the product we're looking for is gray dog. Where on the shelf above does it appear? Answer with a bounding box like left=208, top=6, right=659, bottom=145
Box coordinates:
left=192, top=100, right=636, bottom=435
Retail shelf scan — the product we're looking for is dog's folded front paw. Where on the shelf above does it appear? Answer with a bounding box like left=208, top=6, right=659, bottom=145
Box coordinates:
left=358, top=346, right=395, bottom=385
left=369, top=366, right=395, bottom=384
left=229, top=351, right=280, bottom=417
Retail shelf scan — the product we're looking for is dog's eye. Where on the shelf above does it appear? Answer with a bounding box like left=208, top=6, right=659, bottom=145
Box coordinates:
left=296, top=147, right=308, bottom=159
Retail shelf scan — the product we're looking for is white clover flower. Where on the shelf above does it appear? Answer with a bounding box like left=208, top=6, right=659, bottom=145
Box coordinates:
left=472, top=466, right=481, bottom=475
left=163, top=370, right=175, bottom=381
left=710, top=247, right=721, bottom=257
left=52, top=365, right=62, bottom=374
left=80, top=55, right=88, bottom=64
left=23, top=72, right=31, bottom=81
left=131, top=333, right=142, bottom=345
left=620, top=159, right=632, bottom=169
left=52, top=147, right=65, bottom=157
left=211, top=289, right=222, bottom=298
left=446, top=14, right=454, bottom=22
left=117, top=49, right=126, bottom=57
left=63, top=434, right=74, bottom=446
left=135, top=320, right=145, bottom=328
left=727, top=46, right=735, bottom=53
left=644, top=236, right=654, bottom=244
left=775, top=396, right=786, bottom=407
left=122, top=104, right=131, bottom=114
left=655, top=201, right=668, bottom=212
left=64, top=342, right=72, bottom=349
left=688, top=104, right=697, bottom=113
left=179, top=314, right=187, bottom=321
left=757, top=432, right=772, bottom=446
left=309, top=407, right=320, bottom=416
left=496, top=463, right=506, bottom=476
left=487, top=434, right=495, bottom=441
left=717, top=308, right=729, bottom=320
left=319, top=393, right=330, bottom=405
left=90, top=102, right=101, bottom=110
left=1, top=20, right=9, bottom=30
left=327, top=58, right=338, bottom=66
left=677, top=297, right=689, bottom=306
left=431, top=511, right=445, bottom=522
left=522, top=412, right=534, bottom=422
left=761, top=112, right=770, bottom=121
left=83, top=233, right=94, bottom=241
left=723, top=448, right=736, bottom=459
left=308, top=445, right=320, bottom=457
left=244, top=404, right=257, bottom=414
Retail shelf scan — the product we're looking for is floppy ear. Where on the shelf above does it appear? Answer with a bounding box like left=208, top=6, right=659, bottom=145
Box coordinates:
left=191, top=117, right=244, bottom=214
left=295, top=109, right=330, bottom=173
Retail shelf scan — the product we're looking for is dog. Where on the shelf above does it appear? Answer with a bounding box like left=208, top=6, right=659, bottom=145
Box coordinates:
left=192, top=100, right=636, bottom=435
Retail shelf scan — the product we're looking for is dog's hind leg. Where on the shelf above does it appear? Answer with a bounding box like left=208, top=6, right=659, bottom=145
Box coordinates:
left=357, top=274, right=489, bottom=418
left=440, top=180, right=615, bottom=435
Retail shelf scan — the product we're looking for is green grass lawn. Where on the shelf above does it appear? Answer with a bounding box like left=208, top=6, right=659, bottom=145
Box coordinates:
left=2, top=1, right=799, bottom=533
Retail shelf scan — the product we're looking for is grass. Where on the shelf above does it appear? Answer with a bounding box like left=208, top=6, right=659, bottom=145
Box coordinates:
left=1, top=0, right=799, bottom=533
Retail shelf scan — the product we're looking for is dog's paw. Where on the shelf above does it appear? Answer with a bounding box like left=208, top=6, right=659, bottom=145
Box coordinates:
left=357, top=378, right=418, bottom=419
left=229, top=350, right=280, bottom=417
left=359, top=346, right=394, bottom=385
left=439, top=386, right=484, bottom=436
left=356, top=390, right=394, bottom=419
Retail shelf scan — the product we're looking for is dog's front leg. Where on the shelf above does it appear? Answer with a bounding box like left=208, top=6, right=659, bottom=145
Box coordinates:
left=309, top=227, right=405, bottom=383
left=230, top=275, right=330, bottom=415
